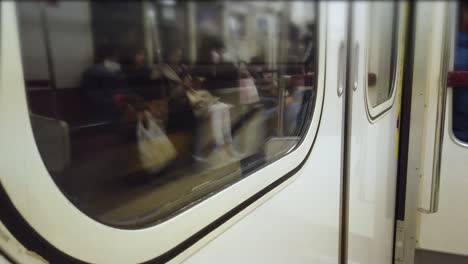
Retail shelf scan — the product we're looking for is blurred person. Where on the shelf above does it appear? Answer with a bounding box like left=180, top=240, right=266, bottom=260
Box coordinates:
left=81, top=45, right=129, bottom=121
left=151, top=47, right=197, bottom=133
left=192, top=35, right=239, bottom=91
left=81, top=45, right=149, bottom=124
left=282, top=55, right=307, bottom=136
left=238, top=61, right=260, bottom=105
left=123, top=49, right=164, bottom=100
left=246, top=55, right=307, bottom=137
left=249, top=56, right=279, bottom=98
left=123, top=49, right=151, bottom=86
left=302, top=23, right=316, bottom=73
left=154, top=47, right=240, bottom=160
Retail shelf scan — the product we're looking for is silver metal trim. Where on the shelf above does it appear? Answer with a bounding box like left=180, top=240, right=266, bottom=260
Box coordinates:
left=276, top=76, right=287, bottom=136
left=276, top=2, right=292, bottom=137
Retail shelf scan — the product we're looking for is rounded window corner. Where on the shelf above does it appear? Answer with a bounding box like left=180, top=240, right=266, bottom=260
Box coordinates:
left=364, top=1, right=402, bottom=120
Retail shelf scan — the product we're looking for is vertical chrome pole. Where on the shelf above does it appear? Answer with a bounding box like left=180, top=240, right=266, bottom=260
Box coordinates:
left=187, top=1, right=197, bottom=64
left=143, top=0, right=155, bottom=67
left=276, top=2, right=291, bottom=137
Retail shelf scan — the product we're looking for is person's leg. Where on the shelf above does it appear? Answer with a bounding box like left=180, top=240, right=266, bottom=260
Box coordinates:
left=208, top=102, right=241, bottom=159
left=192, top=120, right=204, bottom=161
left=220, top=103, right=233, bottom=144
left=209, top=103, right=226, bottom=147
left=218, top=102, right=242, bottom=157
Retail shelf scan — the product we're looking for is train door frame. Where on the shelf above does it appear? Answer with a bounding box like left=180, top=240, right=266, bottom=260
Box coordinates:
left=392, top=1, right=417, bottom=263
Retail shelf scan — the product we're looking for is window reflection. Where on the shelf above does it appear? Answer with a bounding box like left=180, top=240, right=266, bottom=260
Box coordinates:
left=367, top=1, right=397, bottom=107
left=19, top=0, right=317, bottom=227
left=453, top=1, right=468, bottom=142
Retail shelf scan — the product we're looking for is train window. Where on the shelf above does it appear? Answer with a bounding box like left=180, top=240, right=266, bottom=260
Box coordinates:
left=452, top=1, right=468, bottom=143
left=366, top=1, right=398, bottom=108
left=18, top=1, right=317, bottom=228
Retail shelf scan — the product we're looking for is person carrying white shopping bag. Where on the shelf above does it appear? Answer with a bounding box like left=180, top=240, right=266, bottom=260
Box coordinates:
left=137, top=111, right=177, bottom=173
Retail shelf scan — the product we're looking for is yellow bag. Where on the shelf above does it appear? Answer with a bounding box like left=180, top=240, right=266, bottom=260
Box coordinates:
left=159, top=64, right=218, bottom=117
left=136, top=111, right=177, bottom=172
left=185, top=88, right=219, bottom=117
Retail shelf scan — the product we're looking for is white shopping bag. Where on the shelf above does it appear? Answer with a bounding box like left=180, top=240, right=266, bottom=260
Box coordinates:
left=137, top=111, right=177, bottom=173
left=239, top=78, right=260, bottom=105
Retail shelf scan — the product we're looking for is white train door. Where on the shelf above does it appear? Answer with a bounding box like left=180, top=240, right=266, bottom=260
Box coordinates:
left=346, top=2, right=408, bottom=264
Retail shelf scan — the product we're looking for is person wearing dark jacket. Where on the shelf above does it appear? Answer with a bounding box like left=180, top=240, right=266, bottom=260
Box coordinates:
left=81, top=46, right=129, bottom=121
left=192, top=35, right=239, bottom=91
left=122, top=49, right=164, bottom=100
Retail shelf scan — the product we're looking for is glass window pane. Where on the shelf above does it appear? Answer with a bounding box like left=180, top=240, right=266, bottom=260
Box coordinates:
left=18, top=0, right=317, bottom=228
left=453, top=1, right=468, bottom=143
left=367, top=1, right=397, bottom=107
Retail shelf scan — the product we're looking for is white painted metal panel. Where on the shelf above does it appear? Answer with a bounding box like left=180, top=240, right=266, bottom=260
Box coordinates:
left=347, top=2, right=407, bottom=264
